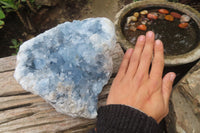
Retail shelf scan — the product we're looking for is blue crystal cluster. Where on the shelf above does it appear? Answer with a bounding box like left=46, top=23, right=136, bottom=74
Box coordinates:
left=14, top=18, right=116, bottom=118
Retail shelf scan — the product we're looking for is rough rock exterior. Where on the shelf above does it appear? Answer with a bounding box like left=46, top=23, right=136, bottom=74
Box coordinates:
left=14, top=18, right=116, bottom=118
left=166, top=60, right=200, bottom=133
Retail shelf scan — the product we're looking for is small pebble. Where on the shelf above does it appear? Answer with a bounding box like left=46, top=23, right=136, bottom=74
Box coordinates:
left=151, top=12, right=158, bottom=16
left=165, top=15, right=174, bottom=21
left=142, top=17, right=149, bottom=21
left=147, top=13, right=158, bottom=20
left=140, top=10, right=148, bottom=15
left=147, top=21, right=152, bottom=25
left=134, top=12, right=139, bottom=18
left=137, top=24, right=147, bottom=31
left=141, top=20, right=147, bottom=25
left=158, top=13, right=165, bottom=20
left=127, top=16, right=137, bottom=24
left=178, top=23, right=189, bottom=28
left=158, top=9, right=169, bottom=14
left=130, top=26, right=137, bottom=32
left=124, top=25, right=129, bottom=30
left=180, top=15, right=191, bottom=23
left=170, top=12, right=181, bottom=19
left=139, top=15, right=146, bottom=21
left=129, top=23, right=136, bottom=26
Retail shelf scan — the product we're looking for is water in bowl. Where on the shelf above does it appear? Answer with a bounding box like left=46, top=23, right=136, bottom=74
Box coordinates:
left=123, top=8, right=199, bottom=56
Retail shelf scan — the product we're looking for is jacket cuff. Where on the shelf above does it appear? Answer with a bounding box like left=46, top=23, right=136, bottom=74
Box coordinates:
left=97, top=104, right=162, bottom=133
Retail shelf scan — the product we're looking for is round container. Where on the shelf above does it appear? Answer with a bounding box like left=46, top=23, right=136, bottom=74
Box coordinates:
left=115, top=1, right=200, bottom=66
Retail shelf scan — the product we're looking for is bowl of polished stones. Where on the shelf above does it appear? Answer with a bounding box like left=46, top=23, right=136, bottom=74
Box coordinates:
left=115, top=1, right=200, bottom=66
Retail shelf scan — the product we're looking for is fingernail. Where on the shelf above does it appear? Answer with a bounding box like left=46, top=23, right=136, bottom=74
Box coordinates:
left=155, top=40, right=162, bottom=46
left=138, top=35, right=145, bottom=41
left=126, top=48, right=133, bottom=55
left=147, top=31, right=154, bottom=38
left=170, top=73, right=176, bottom=81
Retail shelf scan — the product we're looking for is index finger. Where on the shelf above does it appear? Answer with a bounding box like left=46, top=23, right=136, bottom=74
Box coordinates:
left=150, top=40, right=164, bottom=80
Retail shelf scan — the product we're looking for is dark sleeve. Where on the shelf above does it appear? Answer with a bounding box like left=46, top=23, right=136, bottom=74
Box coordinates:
left=96, top=104, right=162, bottom=133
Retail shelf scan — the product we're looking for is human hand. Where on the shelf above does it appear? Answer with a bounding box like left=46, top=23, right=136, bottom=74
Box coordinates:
left=107, top=31, right=176, bottom=123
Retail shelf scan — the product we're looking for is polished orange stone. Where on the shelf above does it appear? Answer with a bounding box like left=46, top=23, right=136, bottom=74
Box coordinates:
left=137, top=24, right=147, bottom=31
left=165, top=15, right=174, bottom=21
left=158, top=9, right=169, bottom=14
left=170, top=12, right=181, bottom=19
left=178, top=23, right=189, bottom=28
left=147, top=13, right=158, bottom=20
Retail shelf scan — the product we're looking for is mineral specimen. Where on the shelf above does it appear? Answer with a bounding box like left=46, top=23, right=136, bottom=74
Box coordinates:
left=165, top=15, right=174, bottom=21
left=127, top=16, right=137, bottom=24
left=170, top=12, right=181, bottom=19
left=133, top=12, right=139, bottom=18
left=158, top=9, right=169, bottom=14
left=130, top=25, right=137, bottom=32
left=180, top=15, right=191, bottom=23
left=158, top=13, right=165, bottom=20
left=14, top=17, right=116, bottom=119
left=178, top=22, right=189, bottom=28
left=140, top=10, right=148, bottom=15
left=147, top=13, right=158, bottom=20
left=137, top=24, right=147, bottom=31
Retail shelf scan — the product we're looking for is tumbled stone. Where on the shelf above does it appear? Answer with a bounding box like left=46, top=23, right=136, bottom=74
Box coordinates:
left=170, top=12, right=181, bottom=19
left=158, top=13, right=165, bottom=20
left=158, top=9, right=169, bottom=14
left=180, top=15, right=191, bottom=23
left=165, top=15, right=174, bottom=21
left=129, top=25, right=137, bottom=32
left=178, top=23, right=189, bottom=29
left=127, top=16, right=137, bottom=24
left=137, top=24, right=147, bottom=31
left=14, top=17, right=116, bottom=119
left=140, top=10, right=148, bottom=15
left=147, top=13, right=158, bottom=20
left=133, top=12, right=139, bottom=18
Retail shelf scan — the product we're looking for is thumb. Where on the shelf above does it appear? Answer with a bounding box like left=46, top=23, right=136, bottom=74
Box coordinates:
left=162, top=72, right=176, bottom=106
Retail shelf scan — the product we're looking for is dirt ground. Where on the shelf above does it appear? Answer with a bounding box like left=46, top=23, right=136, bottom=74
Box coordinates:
left=0, top=0, right=132, bottom=58
left=0, top=0, right=199, bottom=58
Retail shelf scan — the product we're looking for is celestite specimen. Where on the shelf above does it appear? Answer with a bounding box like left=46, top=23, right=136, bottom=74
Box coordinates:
left=14, top=18, right=116, bottom=118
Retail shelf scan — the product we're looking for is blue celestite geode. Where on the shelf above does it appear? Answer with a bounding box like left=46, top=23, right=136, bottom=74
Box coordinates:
left=14, top=17, right=116, bottom=118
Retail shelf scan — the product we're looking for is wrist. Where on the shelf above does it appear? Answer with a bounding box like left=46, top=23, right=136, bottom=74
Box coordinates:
left=97, top=104, right=162, bottom=133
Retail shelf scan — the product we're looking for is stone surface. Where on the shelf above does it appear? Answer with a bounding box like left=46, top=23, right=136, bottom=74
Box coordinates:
left=166, top=60, right=200, bottom=133
left=14, top=17, right=116, bottom=119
